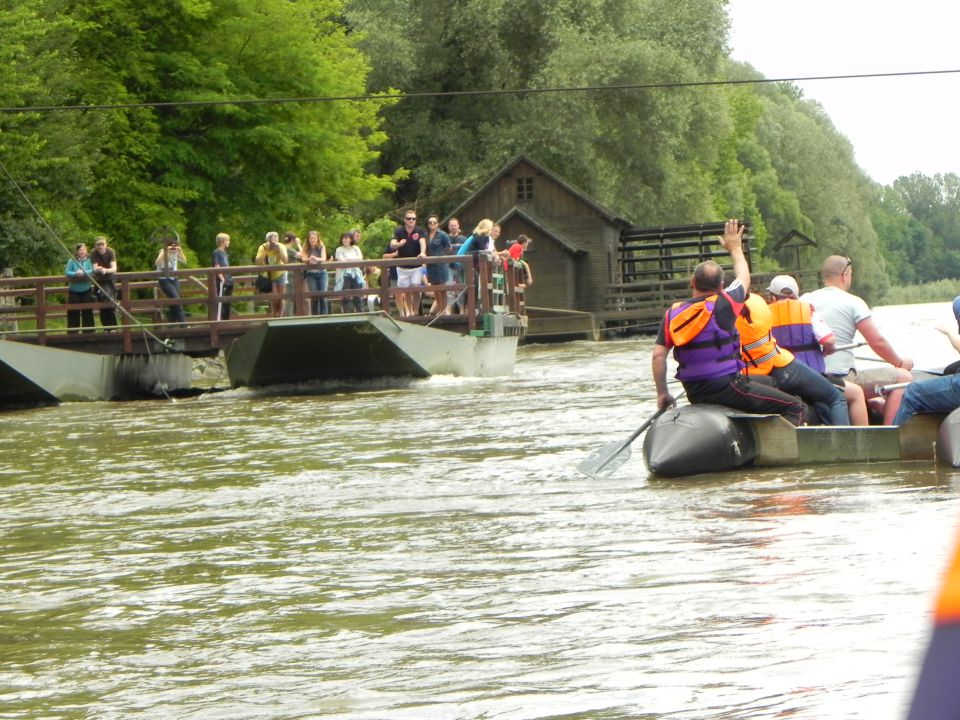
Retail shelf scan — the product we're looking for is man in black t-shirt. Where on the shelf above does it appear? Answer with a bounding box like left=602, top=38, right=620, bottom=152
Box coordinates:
left=89, top=236, right=118, bottom=329
left=389, top=211, right=427, bottom=316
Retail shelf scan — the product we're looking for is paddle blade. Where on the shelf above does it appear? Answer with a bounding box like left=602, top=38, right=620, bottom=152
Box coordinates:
left=577, top=400, right=679, bottom=479
left=577, top=439, right=633, bottom=479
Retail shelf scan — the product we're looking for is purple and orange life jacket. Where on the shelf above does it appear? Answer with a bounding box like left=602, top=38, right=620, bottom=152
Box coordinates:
left=665, top=294, right=743, bottom=381
left=769, top=298, right=826, bottom=373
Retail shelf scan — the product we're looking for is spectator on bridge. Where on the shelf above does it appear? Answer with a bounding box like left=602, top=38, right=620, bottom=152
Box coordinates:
left=65, top=243, right=95, bottom=333
left=302, top=230, right=328, bottom=315
left=90, top=236, right=118, bottom=329
left=281, top=231, right=302, bottom=316
left=488, top=223, right=510, bottom=259
left=508, top=234, right=534, bottom=287
left=424, top=214, right=451, bottom=315
left=457, top=219, right=492, bottom=257
left=212, top=232, right=233, bottom=321
left=255, top=231, right=288, bottom=317
left=155, top=239, right=187, bottom=324
left=334, top=231, right=364, bottom=313
left=446, top=217, right=467, bottom=313
left=390, top=211, right=426, bottom=317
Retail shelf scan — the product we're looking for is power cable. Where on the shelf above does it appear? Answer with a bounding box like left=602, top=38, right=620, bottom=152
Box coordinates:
left=1, top=68, right=958, bottom=114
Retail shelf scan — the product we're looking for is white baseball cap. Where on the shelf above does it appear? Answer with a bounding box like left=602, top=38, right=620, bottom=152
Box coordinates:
left=767, top=275, right=800, bottom=298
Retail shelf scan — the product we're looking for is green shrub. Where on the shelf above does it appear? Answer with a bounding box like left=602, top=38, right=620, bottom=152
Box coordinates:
left=879, top=278, right=960, bottom=306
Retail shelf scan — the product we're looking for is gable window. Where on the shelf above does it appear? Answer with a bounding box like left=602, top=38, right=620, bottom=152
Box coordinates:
left=516, top=176, right=534, bottom=202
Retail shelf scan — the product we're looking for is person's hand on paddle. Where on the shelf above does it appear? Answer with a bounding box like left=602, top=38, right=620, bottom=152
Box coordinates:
left=656, top=389, right=676, bottom=411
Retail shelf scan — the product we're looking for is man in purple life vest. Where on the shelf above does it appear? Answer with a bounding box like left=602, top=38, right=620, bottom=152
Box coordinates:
left=651, top=219, right=805, bottom=425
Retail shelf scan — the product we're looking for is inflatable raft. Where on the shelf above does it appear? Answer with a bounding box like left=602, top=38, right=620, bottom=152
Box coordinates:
left=642, top=404, right=960, bottom=478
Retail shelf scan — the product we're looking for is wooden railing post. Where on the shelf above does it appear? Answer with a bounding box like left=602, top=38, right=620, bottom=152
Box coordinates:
left=465, top=255, right=477, bottom=331
left=35, top=280, right=47, bottom=345
left=120, top=277, right=133, bottom=353
left=207, top=269, right=218, bottom=322
left=378, top=265, right=390, bottom=312
left=291, top=268, right=306, bottom=316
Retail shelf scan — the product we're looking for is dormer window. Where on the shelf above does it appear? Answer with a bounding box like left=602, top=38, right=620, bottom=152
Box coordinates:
left=516, top=176, right=534, bottom=202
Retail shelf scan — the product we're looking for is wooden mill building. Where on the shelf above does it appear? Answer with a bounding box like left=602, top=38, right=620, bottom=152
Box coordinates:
left=448, top=155, right=758, bottom=336
left=446, top=155, right=629, bottom=318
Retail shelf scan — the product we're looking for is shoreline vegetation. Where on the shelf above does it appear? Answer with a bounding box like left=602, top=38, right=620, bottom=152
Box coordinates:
left=879, top=278, right=960, bottom=306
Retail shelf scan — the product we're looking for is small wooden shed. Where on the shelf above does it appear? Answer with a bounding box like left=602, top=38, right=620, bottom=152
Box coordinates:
left=445, top=155, right=630, bottom=314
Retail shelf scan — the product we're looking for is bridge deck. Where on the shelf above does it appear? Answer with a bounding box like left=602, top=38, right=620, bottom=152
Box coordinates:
left=0, top=254, right=527, bottom=356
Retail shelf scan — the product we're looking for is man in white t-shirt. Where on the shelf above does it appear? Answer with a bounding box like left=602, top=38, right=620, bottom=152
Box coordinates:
left=801, top=255, right=913, bottom=424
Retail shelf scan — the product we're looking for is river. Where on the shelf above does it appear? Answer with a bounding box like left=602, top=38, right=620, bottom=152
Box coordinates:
left=2, top=303, right=959, bottom=719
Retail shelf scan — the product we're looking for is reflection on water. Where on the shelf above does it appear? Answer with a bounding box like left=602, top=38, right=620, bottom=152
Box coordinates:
left=1, top=317, right=960, bottom=718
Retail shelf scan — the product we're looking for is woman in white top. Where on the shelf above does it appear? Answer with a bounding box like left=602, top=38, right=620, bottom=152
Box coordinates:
left=334, top=231, right=364, bottom=313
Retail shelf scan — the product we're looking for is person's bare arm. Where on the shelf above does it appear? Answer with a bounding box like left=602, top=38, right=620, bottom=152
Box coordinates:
left=652, top=344, right=675, bottom=411
left=936, top=321, right=960, bottom=355
left=718, top=219, right=748, bottom=289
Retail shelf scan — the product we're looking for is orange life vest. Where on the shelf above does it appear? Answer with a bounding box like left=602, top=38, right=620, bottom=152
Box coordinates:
left=736, top=293, right=794, bottom=375
left=667, top=295, right=718, bottom=346
left=769, top=298, right=826, bottom=373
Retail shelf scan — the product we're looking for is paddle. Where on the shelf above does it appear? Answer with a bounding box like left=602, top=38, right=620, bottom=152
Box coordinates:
left=879, top=381, right=911, bottom=394
left=835, top=341, right=867, bottom=351
left=577, top=391, right=685, bottom=479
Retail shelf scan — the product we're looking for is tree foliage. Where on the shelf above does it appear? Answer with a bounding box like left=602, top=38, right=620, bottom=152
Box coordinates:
left=1, top=0, right=393, bottom=272
left=345, top=0, right=907, bottom=302
left=347, top=0, right=732, bottom=225
left=2, top=0, right=956, bottom=305
left=0, top=0, right=101, bottom=274
left=874, top=173, right=960, bottom=286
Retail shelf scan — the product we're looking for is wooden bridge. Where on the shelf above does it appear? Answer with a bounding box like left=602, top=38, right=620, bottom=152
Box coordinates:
left=0, top=254, right=527, bottom=357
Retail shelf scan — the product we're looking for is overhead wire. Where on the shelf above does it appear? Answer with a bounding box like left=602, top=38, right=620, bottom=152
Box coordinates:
left=2, top=65, right=956, bottom=348
left=0, top=68, right=958, bottom=114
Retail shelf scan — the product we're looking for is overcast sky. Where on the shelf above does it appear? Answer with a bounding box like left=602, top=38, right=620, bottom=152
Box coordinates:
left=726, top=0, right=960, bottom=185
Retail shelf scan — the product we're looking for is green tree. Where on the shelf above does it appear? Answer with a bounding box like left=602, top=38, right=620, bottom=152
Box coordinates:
left=4, top=0, right=396, bottom=271
left=878, top=173, right=960, bottom=282
left=0, top=0, right=101, bottom=274
left=346, top=0, right=732, bottom=223
left=744, top=79, right=888, bottom=301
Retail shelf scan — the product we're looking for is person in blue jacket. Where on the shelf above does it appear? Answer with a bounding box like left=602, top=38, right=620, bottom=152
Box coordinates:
left=65, top=243, right=95, bottom=333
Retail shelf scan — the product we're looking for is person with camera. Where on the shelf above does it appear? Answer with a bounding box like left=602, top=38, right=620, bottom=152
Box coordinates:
left=154, top=238, right=187, bottom=324
left=65, top=243, right=95, bottom=333
left=255, top=231, right=288, bottom=317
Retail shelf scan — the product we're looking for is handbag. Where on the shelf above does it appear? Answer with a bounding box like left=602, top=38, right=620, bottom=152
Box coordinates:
left=255, top=274, right=272, bottom=293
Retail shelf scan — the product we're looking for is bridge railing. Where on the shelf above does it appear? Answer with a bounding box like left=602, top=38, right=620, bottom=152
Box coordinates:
left=0, top=253, right=527, bottom=347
